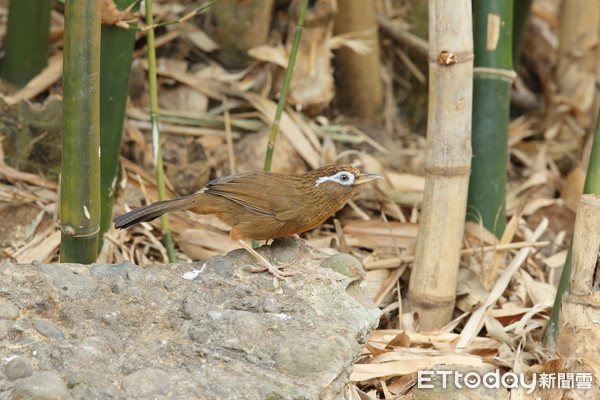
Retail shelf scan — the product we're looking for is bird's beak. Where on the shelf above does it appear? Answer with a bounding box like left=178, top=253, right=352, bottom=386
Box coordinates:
left=355, top=173, right=383, bottom=185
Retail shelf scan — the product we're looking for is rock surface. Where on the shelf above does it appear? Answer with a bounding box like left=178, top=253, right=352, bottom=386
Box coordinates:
left=0, top=238, right=380, bottom=399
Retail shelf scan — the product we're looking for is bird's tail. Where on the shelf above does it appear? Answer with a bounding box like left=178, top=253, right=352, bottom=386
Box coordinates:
left=114, top=195, right=197, bottom=229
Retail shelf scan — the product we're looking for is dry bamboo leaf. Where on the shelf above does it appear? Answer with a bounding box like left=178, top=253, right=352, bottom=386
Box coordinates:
left=185, top=30, right=219, bottom=53
left=366, top=269, right=389, bottom=302
left=16, top=230, right=60, bottom=263
left=346, top=127, right=389, bottom=155
left=542, top=248, right=568, bottom=269
left=522, top=198, right=561, bottom=216
left=159, top=85, right=209, bottom=114
left=194, top=62, right=258, bottom=84
left=386, top=173, right=425, bottom=192
left=287, top=108, right=323, bottom=152
left=364, top=340, right=387, bottom=357
left=247, top=44, right=288, bottom=68
left=157, top=57, right=188, bottom=75
left=3, top=53, right=63, bottom=105
left=178, top=228, right=239, bottom=260
left=483, top=315, right=515, bottom=347
left=486, top=212, right=522, bottom=288
left=508, top=115, right=534, bottom=144
left=518, top=270, right=556, bottom=305
left=333, top=37, right=373, bottom=55
left=511, top=274, right=528, bottom=308
left=371, top=347, right=474, bottom=364
left=302, top=234, right=337, bottom=252
left=101, top=0, right=136, bottom=26
left=560, top=165, right=585, bottom=212
left=320, top=134, right=338, bottom=166
left=130, top=120, right=229, bottom=137
left=135, top=31, right=181, bottom=58
left=464, top=221, right=499, bottom=246
left=368, top=330, right=496, bottom=352
left=349, top=384, right=375, bottom=400
left=504, top=304, right=551, bottom=337
left=399, top=313, right=417, bottom=332
left=386, top=332, right=411, bottom=349
left=496, top=343, right=515, bottom=366
left=386, top=374, right=417, bottom=396
left=456, top=268, right=489, bottom=312
left=487, top=307, right=534, bottom=320
left=344, top=220, right=417, bottom=237
left=373, top=264, right=408, bottom=307
left=351, top=355, right=484, bottom=381
left=514, top=171, right=548, bottom=196
left=0, top=145, right=58, bottom=190
left=241, top=92, right=320, bottom=169
left=456, top=219, right=548, bottom=350
left=149, top=63, right=227, bottom=101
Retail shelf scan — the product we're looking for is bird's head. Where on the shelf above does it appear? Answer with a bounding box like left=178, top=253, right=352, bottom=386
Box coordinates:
left=308, top=164, right=382, bottom=194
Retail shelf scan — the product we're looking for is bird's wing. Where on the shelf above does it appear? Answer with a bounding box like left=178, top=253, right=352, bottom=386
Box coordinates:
left=204, top=171, right=298, bottom=220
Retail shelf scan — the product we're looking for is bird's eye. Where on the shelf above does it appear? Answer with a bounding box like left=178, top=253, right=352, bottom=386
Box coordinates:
left=315, top=171, right=355, bottom=187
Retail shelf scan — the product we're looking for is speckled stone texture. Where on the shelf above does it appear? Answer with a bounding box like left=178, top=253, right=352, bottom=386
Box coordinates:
left=0, top=238, right=380, bottom=400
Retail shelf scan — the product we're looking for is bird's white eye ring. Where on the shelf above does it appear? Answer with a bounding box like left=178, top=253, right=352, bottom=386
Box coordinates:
left=315, top=171, right=355, bottom=187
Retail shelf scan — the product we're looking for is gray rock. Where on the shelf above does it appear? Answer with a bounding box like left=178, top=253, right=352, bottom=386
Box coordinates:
left=11, top=371, right=70, bottom=400
left=40, top=264, right=96, bottom=299
left=91, top=261, right=146, bottom=280
left=0, top=319, right=11, bottom=339
left=4, top=357, right=33, bottom=380
left=0, top=242, right=380, bottom=400
left=32, top=319, right=66, bottom=340
left=66, top=373, right=93, bottom=400
left=320, top=253, right=365, bottom=280
left=122, top=368, right=170, bottom=398
left=0, top=299, right=19, bottom=319
left=274, top=336, right=350, bottom=377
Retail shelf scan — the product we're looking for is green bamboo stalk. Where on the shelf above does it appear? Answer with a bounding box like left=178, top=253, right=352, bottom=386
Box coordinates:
left=263, top=0, right=309, bottom=172
left=467, top=0, right=514, bottom=238
left=544, top=112, right=600, bottom=346
left=512, top=0, right=533, bottom=67
left=0, top=0, right=52, bottom=87
left=98, top=0, right=139, bottom=253
left=145, top=0, right=176, bottom=262
left=60, top=0, right=101, bottom=263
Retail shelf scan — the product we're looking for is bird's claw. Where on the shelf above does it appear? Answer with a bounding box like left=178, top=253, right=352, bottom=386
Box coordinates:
left=246, top=263, right=295, bottom=280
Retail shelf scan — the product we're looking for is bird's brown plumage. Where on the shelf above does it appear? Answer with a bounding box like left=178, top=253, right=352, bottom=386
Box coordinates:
left=114, top=164, right=380, bottom=241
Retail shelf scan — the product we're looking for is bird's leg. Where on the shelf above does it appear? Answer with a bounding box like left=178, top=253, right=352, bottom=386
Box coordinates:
left=238, top=240, right=296, bottom=280
left=288, top=234, right=316, bottom=250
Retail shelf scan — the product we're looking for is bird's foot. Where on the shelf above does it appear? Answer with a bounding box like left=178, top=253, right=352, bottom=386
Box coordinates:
left=288, top=234, right=316, bottom=250
left=238, top=240, right=296, bottom=281
left=248, top=263, right=296, bottom=280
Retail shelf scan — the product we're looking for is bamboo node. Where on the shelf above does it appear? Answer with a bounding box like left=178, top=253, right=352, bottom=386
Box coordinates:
left=436, top=50, right=457, bottom=65
left=61, top=225, right=101, bottom=238
left=424, top=165, right=471, bottom=176
left=473, top=67, right=516, bottom=83
left=563, top=292, right=600, bottom=308
left=407, top=294, right=455, bottom=309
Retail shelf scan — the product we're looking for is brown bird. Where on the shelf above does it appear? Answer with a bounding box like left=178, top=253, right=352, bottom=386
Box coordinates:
left=114, top=164, right=381, bottom=279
